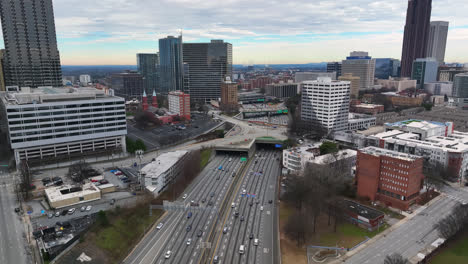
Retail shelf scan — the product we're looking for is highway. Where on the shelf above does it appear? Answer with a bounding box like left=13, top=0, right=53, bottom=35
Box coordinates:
left=345, top=185, right=468, bottom=264
left=0, top=169, right=29, bottom=264
left=125, top=154, right=243, bottom=264
left=209, top=149, right=281, bottom=264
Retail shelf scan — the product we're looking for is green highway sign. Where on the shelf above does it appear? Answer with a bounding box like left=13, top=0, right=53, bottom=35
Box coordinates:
left=240, top=157, right=247, bottom=162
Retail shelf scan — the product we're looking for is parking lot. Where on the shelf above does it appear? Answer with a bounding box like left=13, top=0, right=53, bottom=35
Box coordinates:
left=127, top=113, right=220, bottom=150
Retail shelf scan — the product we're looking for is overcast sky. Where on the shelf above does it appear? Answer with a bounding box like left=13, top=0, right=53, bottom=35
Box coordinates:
left=3, top=0, right=467, bottom=65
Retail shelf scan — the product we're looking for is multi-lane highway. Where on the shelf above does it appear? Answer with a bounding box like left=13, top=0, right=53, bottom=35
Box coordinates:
left=209, top=150, right=281, bottom=264
left=125, top=154, right=244, bottom=264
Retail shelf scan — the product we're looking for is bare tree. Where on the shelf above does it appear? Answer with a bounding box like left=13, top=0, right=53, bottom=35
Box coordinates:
left=67, top=160, right=92, bottom=182
left=18, top=161, right=33, bottom=201
left=435, top=204, right=468, bottom=239
left=284, top=210, right=307, bottom=246
left=423, top=160, right=448, bottom=199
left=384, top=253, right=409, bottom=264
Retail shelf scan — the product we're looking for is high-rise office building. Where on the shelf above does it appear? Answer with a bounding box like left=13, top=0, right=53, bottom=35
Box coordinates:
left=453, top=73, right=468, bottom=98
left=426, top=21, right=449, bottom=65
left=375, top=58, right=401, bottom=79
left=411, top=58, right=438, bottom=88
left=342, top=51, right=376, bottom=91
left=400, top=0, right=432, bottom=77
left=301, top=77, right=350, bottom=133
left=111, top=71, right=144, bottom=100
left=0, top=0, right=62, bottom=87
left=327, top=62, right=342, bottom=78
left=137, top=53, right=159, bottom=94
left=438, top=66, right=467, bottom=82
left=159, top=36, right=184, bottom=94
left=183, top=40, right=232, bottom=102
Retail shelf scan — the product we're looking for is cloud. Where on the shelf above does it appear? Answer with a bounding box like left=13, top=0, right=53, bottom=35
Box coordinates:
left=2, top=0, right=467, bottom=64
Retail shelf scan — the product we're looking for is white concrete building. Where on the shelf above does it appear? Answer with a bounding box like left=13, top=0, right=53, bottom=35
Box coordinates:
left=348, top=113, right=376, bottom=131
left=376, top=77, right=417, bottom=92
left=283, top=145, right=356, bottom=174
left=384, top=119, right=453, bottom=140
left=342, top=51, right=376, bottom=91
left=79, top=75, right=92, bottom=85
left=141, top=151, right=188, bottom=195
left=0, top=87, right=127, bottom=166
left=301, top=77, right=350, bottom=133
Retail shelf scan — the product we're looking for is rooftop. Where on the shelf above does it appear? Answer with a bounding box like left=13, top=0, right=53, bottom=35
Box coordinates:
left=45, top=183, right=100, bottom=203
left=353, top=103, right=384, bottom=109
left=340, top=200, right=384, bottom=220
left=359, top=146, right=421, bottom=161
left=311, top=149, right=357, bottom=165
left=385, top=119, right=449, bottom=130
left=1, top=87, right=119, bottom=106
left=141, top=150, right=188, bottom=179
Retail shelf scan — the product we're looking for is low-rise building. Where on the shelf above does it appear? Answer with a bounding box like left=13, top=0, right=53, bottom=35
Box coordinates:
left=384, top=119, right=453, bottom=139
left=351, top=103, right=385, bottom=115
left=348, top=113, right=376, bottom=131
left=238, top=91, right=265, bottom=104
left=45, top=183, right=101, bottom=209
left=339, top=200, right=385, bottom=231
left=356, top=146, right=424, bottom=210
left=294, top=72, right=336, bottom=83
left=387, top=94, right=423, bottom=107
left=282, top=145, right=356, bottom=174
left=141, top=151, right=188, bottom=195
left=376, top=77, right=417, bottom=92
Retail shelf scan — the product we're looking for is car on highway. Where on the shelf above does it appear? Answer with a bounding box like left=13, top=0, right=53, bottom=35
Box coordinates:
left=240, top=216, right=245, bottom=222
left=186, top=238, right=192, bottom=245
left=190, top=201, right=200, bottom=207
left=156, top=222, right=164, bottom=230
left=197, top=230, right=203, bottom=237
left=86, top=205, right=92, bottom=211
left=256, top=199, right=260, bottom=204
left=229, top=158, right=232, bottom=162
left=239, top=245, right=245, bottom=254
left=208, top=201, right=213, bottom=206
left=210, top=192, right=215, bottom=197
left=249, top=201, right=253, bottom=206
left=165, top=250, right=172, bottom=259
left=216, top=175, right=220, bottom=180
left=187, top=212, right=192, bottom=218
left=231, top=202, right=236, bottom=208
left=202, top=198, right=206, bottom=203
left=186, top=225, right=192, bottom=232
left=242, top=189, right=246, bottom=195
left=213, top=255, right=219, bottom=263
left=232, top=172, right=236, bottom=177
left=234, top=211, right=239, bottom=217
left=268, top=199, right=273, bottom=204
left=260, top=206, right=264, bottom=211
left=182, top=194, right=188, bottom=200
left=249, top=233, right=254, bottom=239
left=254, top=238, right=259, bottom=246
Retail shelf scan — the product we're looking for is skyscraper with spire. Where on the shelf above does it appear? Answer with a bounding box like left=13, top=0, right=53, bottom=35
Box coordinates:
left=400, top=0, right=432, bottom=77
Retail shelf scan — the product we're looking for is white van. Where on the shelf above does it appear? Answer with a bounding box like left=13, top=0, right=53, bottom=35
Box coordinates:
left=239, top=245, right=245, bottom=254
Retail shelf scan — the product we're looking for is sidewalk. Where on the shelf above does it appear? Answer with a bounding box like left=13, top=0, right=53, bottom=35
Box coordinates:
left=329, top=195, right=444, bottom=264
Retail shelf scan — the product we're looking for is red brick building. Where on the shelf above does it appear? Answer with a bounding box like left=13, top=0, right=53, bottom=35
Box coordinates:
left=356, top=146, right=424, bottom=210
left=351, top=103, right=385, bottom=115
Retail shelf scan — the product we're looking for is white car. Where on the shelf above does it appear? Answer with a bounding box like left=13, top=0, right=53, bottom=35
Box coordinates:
left=86, top=205, right=92, bottom=211
left=260, top=206, right=264, bottom=211
left=242, top=189, right=246, bottom=195
left=229, top=158, right=232, bottom=162
left=254, top=238, right=259, bottom=246
left=165, top=250, right=172, bottom=259
left=68, top=208, right=76, bottom=214
left=182, top=194, right=188, bottom=200
left=157, top=222, right=164, bottom=230
left=231, top=202, right=236, bottom=208
left=186, top=238, right=192, bottom=245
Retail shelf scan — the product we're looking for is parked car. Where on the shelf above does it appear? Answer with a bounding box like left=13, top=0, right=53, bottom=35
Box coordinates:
left=99, top=179, right=109, bottom=185
left=55, top=211, right=60, bottom=217
left=80, top=206, right=86, bottom=212
left=85, top=205, right=92, bottom=211
left=61, top=210, right=68, bottom=216
left=68, top=208, right=76, bottom=215
left=47, top=213, right=54, bottom=218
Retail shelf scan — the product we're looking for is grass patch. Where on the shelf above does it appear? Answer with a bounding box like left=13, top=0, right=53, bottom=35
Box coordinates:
left=200, top=149, right=212, bottom=168
left=86, top=203, right=163, bottom=263
left=319, top=222, right=388, bottom=249
left=431, top=230, right=468, bottom=264
left=280, top=202, right=294, bottom=224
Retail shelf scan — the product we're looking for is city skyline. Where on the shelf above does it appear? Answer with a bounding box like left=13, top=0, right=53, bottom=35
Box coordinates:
left=0, top=0, right=466, bottom=65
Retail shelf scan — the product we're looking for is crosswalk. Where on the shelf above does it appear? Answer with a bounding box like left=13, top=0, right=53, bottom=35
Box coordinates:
left=445, top=194, right=468, bottom=205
